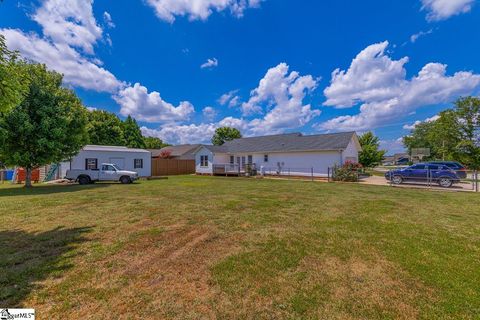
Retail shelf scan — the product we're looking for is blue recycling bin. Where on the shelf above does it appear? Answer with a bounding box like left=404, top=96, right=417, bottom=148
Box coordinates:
left=5, top=170, right=14, bottom=180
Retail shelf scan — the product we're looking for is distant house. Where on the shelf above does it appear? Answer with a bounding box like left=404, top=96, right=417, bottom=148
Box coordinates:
left=149, top=144, right=201, bottom=160
left=193, top=132, right=361, bottom=177
left=382, top=153, right=410, bottom=166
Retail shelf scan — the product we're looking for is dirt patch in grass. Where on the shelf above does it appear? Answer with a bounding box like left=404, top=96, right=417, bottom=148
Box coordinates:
left=48, top=223, right=243, bottom=319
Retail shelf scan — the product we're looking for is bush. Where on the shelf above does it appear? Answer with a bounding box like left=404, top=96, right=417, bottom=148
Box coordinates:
left=332, top=161, right=362, bottom=182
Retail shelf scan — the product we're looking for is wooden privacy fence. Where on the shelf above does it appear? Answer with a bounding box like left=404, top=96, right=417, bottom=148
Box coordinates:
left=151, top=159, right=195, bottom=176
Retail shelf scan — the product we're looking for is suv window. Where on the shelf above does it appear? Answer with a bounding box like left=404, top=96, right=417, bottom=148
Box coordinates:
left=411, top=164, right=426, bottom=170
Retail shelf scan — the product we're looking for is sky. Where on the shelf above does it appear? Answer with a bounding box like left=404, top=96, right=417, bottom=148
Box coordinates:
left=1, top=0, right=480, bottom=154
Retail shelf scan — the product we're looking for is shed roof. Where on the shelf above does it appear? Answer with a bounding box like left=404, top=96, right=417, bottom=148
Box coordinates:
left=82, top=145, right=150, bottom=153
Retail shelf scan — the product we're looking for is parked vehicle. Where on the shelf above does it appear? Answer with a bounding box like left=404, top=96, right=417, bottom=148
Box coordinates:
left=66, top=163, right=138, bottom=185
left=385, top=163, right=460, bottom=188
left=427, top=161, right=467, bottom=179
left=396, top=157, right=410, bottom=165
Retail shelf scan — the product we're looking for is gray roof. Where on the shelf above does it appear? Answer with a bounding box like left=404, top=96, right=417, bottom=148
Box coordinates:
left=150, top=144, right=201, bottom=159
left=200, top=132, right=357, bottom=154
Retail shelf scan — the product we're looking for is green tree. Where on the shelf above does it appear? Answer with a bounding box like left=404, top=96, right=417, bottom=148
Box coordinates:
left=211, top=127, right=242, bottom=146
left=358, top=132, right=386, bottom=168
left=455, top=97, right=480, bottom=169
left=86, top=110, right=125, bottom=146
left=144, top=136, right=168, bottom=149
left=0, top=35, right=28, bottom=113
left=123, top=115, right=145, bottom=148
left=0, top=64, right=88, bottom=187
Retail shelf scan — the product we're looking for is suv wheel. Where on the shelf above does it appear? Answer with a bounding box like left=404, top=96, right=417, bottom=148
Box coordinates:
left=78, top=176, right=90, bottom=185
left=438, top=177, right=453, bottom=188
left=120, top=176, right=131, bottom=184
left=392, top=175, right=403, bottom=185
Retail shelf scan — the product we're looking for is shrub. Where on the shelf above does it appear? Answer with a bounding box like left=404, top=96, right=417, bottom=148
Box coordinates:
left=332, top=161, right=362, bottom=182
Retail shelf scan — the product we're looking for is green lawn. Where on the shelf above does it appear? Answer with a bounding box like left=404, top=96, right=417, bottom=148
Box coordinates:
left=1, top=176, right=479, bottom=319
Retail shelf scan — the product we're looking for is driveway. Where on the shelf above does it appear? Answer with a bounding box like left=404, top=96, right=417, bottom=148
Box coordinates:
left=360, top=175, right=476, bottom=192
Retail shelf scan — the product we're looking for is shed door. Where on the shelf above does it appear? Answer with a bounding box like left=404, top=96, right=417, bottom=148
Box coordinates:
left=109, top=158, right=125, bottom=170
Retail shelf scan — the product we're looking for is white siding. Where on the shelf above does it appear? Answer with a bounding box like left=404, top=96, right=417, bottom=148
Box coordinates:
left=70, top=149, right=152, bottom=177
left=341, top=138, right=360, bottom=164
left=195, top=147, right=214, bottom=174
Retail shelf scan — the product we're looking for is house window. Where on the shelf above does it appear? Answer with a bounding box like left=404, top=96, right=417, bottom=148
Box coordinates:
left=264, top=154, right=269, bottom=163
left=248, top=155, right=253, bottom=164
left=230, top=156, right=234, bottom=164
left=85, top=158, right=98, bottom=170
left=134, top=159, right=143, bottom=169
left=200, top=155, right=209, bottom=167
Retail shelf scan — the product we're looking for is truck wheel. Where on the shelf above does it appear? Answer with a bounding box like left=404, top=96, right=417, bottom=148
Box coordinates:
left=120, top=176, right=131, bottom=184
left=78, top=176, right=90, bottom=185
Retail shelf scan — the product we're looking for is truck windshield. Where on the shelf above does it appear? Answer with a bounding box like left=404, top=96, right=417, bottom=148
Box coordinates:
left=112, top=164, right=121, bottom=171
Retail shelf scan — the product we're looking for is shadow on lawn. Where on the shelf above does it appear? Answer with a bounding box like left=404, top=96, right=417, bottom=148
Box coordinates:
left=0, top=226, right=93, bottom=307
left=0, top=183, right=111, bottom=197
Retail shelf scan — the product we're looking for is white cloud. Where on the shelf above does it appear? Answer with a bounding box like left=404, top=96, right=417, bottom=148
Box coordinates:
left=410, top=29, right=433, bottom=43
left=103, top=11, right=115, bottom=28
left=421, top=0, right=475, bottom=21
left=142, top=123, right=217, bottom=144
left=0, top=28, right=123, bottom=93
left=403, top=115, right=440, bottom=130
left=146, top=0, right=262, bottom=23
left=242, top=63, right=320, bottom=134
left=200, top=58, right=219, bottom=69
left=218, top=90, right=240, bottom=107
left=140, top=116, right=248, bottom=145
left=320, top=41, right=480, bottom=132
left=114, top=83, right=195, bottom=123
left=32, top=0, right=102, bottom=54
left=142, top=63, right=320, bottom=144
left=202, top=106, right=217, bottom=120
left=323, top=41, right=408, bottom=108
left=379, top=138, right=405, bottom=155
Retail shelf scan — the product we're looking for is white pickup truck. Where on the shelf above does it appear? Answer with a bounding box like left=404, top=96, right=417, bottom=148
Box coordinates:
left=66, top=163, right=139, bottom=185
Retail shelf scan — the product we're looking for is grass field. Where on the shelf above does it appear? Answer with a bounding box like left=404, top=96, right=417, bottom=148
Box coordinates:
left=1, top=176, right=479, bottom=319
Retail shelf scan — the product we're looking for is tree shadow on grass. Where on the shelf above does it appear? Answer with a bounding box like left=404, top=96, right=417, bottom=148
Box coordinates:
left=0, top=226, right=93, bottom=307
left=0, top=183, right=111, bottom=197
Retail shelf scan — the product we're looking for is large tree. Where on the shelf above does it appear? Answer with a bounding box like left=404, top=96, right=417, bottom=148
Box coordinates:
left=0, top=64, right=88, bottom=187
left=0, top=35, right=27, bottom=113
left=211, top=127, right=242, bottom=146
left=403, top=96, right=480, bottom=168
left=455, top=97, right=480, bottom=169
left=358, top=132, right=386, bottom=168
left=123, top=115, right=145, bottom=148
left=86, top=110, right=125, bottom=146
left=144, top=136, right=168, bottom=149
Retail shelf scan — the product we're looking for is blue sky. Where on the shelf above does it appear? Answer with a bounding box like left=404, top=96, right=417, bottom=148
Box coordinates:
left=1, top=0, right=480, bottom=153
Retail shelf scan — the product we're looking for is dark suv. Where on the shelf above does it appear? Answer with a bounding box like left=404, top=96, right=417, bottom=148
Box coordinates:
left=428, top=161, right=467, bottom=179
left=385, top=163, right=460, bottom=188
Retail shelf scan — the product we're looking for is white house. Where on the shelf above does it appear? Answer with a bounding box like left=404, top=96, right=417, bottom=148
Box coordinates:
left=194, top=132, right=361, bottom=177
left=68, top=145, right=152, bottom=177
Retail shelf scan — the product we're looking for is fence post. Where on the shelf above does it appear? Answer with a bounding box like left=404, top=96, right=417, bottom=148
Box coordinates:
left=327, top=167, right=330, bottom=182
left=311, top=168, right=314, bottom=182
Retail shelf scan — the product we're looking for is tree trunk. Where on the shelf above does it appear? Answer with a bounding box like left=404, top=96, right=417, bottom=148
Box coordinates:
left=25, top=167, right=33, bottom=188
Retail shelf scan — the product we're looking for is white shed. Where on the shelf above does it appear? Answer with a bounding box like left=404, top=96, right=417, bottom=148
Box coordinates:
left=69, top=145, right=152, bottom=177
